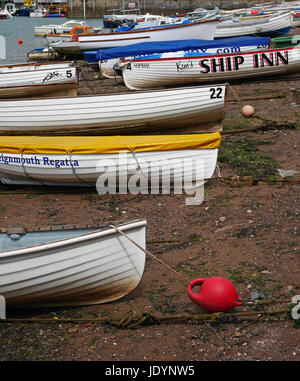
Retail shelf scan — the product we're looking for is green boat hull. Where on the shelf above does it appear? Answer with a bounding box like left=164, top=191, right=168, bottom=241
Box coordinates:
left=272, top=35, right=300, bottom=48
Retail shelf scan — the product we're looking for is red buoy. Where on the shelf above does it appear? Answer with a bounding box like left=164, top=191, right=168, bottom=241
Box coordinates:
left=188, top=276, right=243, bottom=313
left=18, top=39, right=23, bottom=45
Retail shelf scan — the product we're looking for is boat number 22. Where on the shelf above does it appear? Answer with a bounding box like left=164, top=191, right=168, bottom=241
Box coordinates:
left=210, top=87, right=223, bottom=99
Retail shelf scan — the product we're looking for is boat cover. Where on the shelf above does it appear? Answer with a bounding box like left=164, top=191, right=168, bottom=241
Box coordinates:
left=0, top=133, right=221, bottom=154
left=93, top=36, right=271, bottom=60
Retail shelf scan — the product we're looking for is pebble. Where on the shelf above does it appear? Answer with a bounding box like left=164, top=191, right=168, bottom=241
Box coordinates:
left=261, top=270, right=271, bottom=274
left=219, top=216, right=226, bottom=222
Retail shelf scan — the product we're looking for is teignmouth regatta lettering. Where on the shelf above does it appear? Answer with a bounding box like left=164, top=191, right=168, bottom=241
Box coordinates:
left=0, top=154, right=79, bottom=169
left=198, top=50, right=289, bottom=74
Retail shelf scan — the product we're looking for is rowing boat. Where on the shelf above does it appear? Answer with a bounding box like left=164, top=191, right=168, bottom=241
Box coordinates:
left=50, top=19, right=219, bottom=55
left=215, top=10, right=292, bottom=38
left=0, top=62, right=78, bottom=98
left=0, top=220, right=147, bottom=307
left=0, top=84, right=227, bottom=134
left=88, top=36, right=270, bottom=79
left=0, top=133, right=221, bottom=188
left=119, top=46, right=300, bottom=90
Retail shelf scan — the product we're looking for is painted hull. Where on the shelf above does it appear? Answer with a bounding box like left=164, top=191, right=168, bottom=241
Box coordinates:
left=120, top=47, right=300, bottom=90
left=99, top=41, right=270, bottom=79
left=46, top=34, right=73, bottom=43
left=50, top=19, right=219, bottom=54
left=0, top=62, right=78, bottom=98
left=34, top=20, right=88, bottom=36
left=0, top=133, right=221, bottom=188
left=0, top=220, right=147, bottom=307
left=215, top=11, right=292, bottom=38
left=0, top=84, right=226, bottom=134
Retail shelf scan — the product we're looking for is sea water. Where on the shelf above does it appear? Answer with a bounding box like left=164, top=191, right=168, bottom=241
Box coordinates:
left=0, top=16, right=103, bottom=64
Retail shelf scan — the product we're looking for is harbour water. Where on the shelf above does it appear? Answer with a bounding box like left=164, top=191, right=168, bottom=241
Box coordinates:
left=0, top=17, right=103, bottom=64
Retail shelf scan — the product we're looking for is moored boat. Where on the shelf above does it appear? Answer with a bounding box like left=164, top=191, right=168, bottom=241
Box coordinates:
left=0, top=220, right=147, bottom=307
left=0, top=133, right=221, bottom=188
left=46, top=25, right=102, bottom=44
left=50, top=18, right=220, bottom=56
left=119, top=46, right=300, bottom=90
left=0, top=62, right=78, bottom=98
left=0, top=84, right=227, bottom=134
left=34, top=20, right=91, bottom=37
left=215, top=11, right=293, bottom=38
left=88, top=36, right=270, bottom=78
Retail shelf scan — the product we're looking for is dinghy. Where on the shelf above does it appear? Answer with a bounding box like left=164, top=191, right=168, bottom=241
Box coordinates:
left=89, top=36, right=270, bottom=79
left=34, top=20, right=94, bottom=37
left=0, top=220, right=147, bottom=307
left=50, top=18, right=220, bottom=56
left=0, top=133, right=221, bottom=188
left=119, top=46, right=300, bottom=90
left=0, top=62, right=78, bottom=98
left=0, top=84, right=227, bottom=134
left=215, top=11, right=293, bottom=38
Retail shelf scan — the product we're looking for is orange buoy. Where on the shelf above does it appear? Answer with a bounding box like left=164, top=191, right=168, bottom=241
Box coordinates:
left=18, top=39, right=23, bottom=45
left=242, top=105, right=255, bottom=117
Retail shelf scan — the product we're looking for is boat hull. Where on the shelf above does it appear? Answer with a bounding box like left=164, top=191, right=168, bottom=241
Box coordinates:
left=0, top=134, right=221, bottom=188
left=51, top=19, right=219, bottom=54
left=120, top=47, right=300, bottom=90
left=215, top=11, right=293, bottom=38
left=0, top=220, right=147, bottom=307
left=0, top=85, right=226, bottom=134
left=99, top=39, right=270, bottom=79
left=0, top=62, right=78, bottom=99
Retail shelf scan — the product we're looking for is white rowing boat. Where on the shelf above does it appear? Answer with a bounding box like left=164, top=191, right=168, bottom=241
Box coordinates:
left=96, top=36, right=270, bottom=79
left=215, top=11, right=292, bottom=38
left=0, top=62, right=78, bottom=98
left=0, top=133, right=221, bottom=188
left=0, top=220, right=147, bottom=307
left=0, top=84, right=227, bottom=134
left=34, top=20, right=98, bottom=37
left=119, top=46, right=300, bottom=90
left=50, top=19, right=219, bottom=55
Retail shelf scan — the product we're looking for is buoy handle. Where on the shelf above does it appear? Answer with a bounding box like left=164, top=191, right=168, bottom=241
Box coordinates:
left=187, top=278, right=207, bottom=303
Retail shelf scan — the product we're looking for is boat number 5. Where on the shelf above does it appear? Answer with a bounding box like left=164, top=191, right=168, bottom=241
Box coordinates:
left=210, top=87, right=223, bottom=99
left=66, top=70, right=72, bottom=78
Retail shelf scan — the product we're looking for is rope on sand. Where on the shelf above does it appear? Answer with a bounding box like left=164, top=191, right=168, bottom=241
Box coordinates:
left=0, top=308, right=292, bottom=329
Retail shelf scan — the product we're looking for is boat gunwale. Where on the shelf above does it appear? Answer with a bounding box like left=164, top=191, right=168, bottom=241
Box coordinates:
left=0, top=62, right=75, bottom=71
left=0, top=219, right=147, bottom=257
left=0, top=83, right=228, bottom=103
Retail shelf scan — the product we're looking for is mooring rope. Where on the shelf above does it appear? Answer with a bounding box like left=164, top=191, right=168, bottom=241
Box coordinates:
left=109, top=224, right=192, bottom=285
left=0, top=308, right=292, bottom=329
